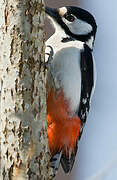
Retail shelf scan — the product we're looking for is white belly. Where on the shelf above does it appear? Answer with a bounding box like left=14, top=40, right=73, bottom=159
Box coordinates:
left=50, top=47, right=81, bottom=113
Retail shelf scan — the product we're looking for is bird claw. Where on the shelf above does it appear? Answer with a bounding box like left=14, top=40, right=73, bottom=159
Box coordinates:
left=47, top=45, right=54, bottom=57
left=45, top=45, right=54, bottom=69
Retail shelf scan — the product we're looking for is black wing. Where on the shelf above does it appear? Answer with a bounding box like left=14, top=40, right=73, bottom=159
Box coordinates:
left=78, top=44, right=94, bottom=139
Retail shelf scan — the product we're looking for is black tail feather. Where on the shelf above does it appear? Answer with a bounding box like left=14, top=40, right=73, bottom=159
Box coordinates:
left=50, top=152, right=62, bottom=176
left=50, top=142, right=79, bottom=175
left=60, top=152, right=76, bottom=173
left=60, top=141, right=78, bottom=173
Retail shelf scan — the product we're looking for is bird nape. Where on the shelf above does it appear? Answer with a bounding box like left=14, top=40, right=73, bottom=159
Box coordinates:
left=45, top=5, right=97, bottom=176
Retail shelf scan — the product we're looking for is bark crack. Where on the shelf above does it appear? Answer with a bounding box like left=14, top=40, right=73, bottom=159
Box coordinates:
left=5, top=0, right=8, bottom=32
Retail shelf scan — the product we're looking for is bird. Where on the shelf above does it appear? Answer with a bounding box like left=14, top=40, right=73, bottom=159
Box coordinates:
left=45, top=6, right=97, bottom=176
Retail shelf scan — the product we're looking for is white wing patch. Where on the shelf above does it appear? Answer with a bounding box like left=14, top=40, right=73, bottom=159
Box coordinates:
left=86, top=36, right=94, bottom=50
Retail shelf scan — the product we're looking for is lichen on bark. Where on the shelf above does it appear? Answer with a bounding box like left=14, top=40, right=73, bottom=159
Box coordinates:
left=0, top=0, right=53, bottom=179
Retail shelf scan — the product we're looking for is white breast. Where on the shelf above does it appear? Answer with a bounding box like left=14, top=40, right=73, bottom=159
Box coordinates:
left=46, top=33, right=84, bottom=113
left=53, top=47, right=81, bottom=112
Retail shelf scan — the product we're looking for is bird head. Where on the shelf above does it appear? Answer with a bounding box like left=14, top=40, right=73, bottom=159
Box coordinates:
left=45, top=6, right=97, bottom=49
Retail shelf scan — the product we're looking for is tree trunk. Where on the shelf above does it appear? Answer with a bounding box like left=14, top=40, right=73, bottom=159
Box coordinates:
left=0, top=0, right=53, bottom=179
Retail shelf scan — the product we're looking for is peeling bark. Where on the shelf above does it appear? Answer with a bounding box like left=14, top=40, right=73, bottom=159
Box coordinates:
left=0, top=0, right=53, bottom=179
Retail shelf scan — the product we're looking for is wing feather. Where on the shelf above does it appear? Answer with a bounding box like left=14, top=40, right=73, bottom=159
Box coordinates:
left=78, top=44, right=94, bottom=139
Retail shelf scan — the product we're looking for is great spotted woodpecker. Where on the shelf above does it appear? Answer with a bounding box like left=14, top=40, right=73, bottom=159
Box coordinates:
left=45, top=6, right=97, bottom=175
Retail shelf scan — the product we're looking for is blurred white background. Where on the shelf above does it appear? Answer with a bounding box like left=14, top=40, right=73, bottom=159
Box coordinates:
left=45, top=0, right=117, bottom=179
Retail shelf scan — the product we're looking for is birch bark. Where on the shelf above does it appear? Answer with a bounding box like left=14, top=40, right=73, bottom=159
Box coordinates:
left=0, top=0, right=53, bottom=179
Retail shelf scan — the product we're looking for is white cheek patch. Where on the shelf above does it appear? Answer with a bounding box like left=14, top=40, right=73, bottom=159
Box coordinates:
left=63, top=18, right=92, bottom=35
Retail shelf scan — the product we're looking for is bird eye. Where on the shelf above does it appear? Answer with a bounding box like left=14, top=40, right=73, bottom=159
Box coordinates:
left=64, top=14, right=75, bottom=22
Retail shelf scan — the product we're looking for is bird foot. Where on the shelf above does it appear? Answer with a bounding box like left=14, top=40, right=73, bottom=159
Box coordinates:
left=45, top=45, right=54, bottom=69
